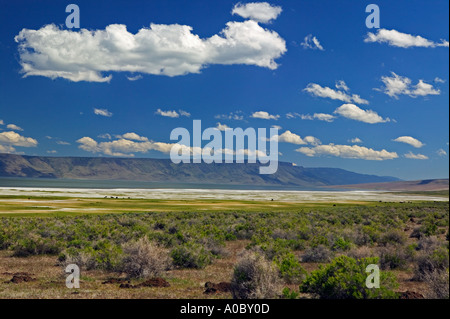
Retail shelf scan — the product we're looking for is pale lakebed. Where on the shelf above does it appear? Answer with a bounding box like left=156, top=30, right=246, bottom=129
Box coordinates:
left=0, top=186, right=447, bottom=203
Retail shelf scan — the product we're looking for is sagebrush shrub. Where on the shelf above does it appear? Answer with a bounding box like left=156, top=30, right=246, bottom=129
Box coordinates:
left=424, top=269, right=449, bottom=299
left=301, top=245, right=333, bottom=263
left=120, top=237, right=171, bottom=278
left=231, top=252, right=282, bottom=299
left=414, top=246, right=449, bottom=281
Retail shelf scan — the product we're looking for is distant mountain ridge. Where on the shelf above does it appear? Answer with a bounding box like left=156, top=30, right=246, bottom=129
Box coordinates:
left=0, top=153, right=399, bottom=187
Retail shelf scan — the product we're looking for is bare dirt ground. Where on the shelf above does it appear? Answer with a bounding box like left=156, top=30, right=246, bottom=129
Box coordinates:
left=0, top=240, right=429, bottom=299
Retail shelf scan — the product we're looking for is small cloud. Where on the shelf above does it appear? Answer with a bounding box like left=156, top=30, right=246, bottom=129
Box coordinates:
left=437, top=149, right=447, bottom=156
left=404, top=152, right=429, bottom=160
left=377, top=72, right=440, bottom=99
left=94, top=108, right=113, bottom=117
left=393, top=136, right=425, bottom=148
left=365, top=29, right=449, bottom=48
left=349, top=137, right=363, bottom=144
left=45, top=136, right=53, bottom=140
left=0, top=119, right=4, bottom=125
left=296, top=143, right=398, bottom=161
left=251, top=111, right=280, bottom=120
left=115, top=132, right=149, bottom=142
left=301, top=34, right=324, bottom=51
left=215, top=123, right=231, bottom=131
left=271, top=125, right=282, bottom=130
left=334, top=104, right=390, bottom=124
left=231, top=2, right=282, bottom=23
left=298, top=113, right=335, bottom=122
left=304, top=83, right=369, bottom=105
left=126, top=75, right=143, bottom=81
left=6, top=124, right=23, bottom=131
left=47, top=150, right=57, bottom=154
left=335, top=80, right=349, bottom=92
left=275, top=131, right=321, bottom=146
left=178, top=110, right=191, bottom=117
left=56, top=141, right=70, bottom=145
left=434, top=77, right=446, bottom=83
left=286, top=112, right=300, bottom=119
left=155, top=109, right=190, bottom=118
left=155, top=109, right=179, bottom=118
left=98, top=133, right=112, bottom=140
left=215, top=111, right=244, bottom=121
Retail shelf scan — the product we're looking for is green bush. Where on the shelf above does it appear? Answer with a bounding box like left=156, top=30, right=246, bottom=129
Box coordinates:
left=300, top=256, right=399, bottom=299
left=274, top=253, right=306, bottom=284
left=171, top=243, right=212, bottom=269
left=282, top=287, right=299, bottom=299
left=332, top=237, right=352, bottom=251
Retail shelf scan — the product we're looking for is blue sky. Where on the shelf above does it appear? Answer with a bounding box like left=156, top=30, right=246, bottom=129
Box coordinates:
left=0, top=0, right=448, bottom=180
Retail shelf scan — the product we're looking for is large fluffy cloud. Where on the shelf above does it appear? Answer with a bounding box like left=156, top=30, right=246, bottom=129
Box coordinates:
left=378, top=72, right=441, bottom=98
left=0, top=131, right=38, bottom=153
left=393, top=136, right=425, bottom=148
left=0, top=131, right=38, bottom=147
left=232, top=2, right=282, bottom=23
left=296, top=143, right=398, bottom=161
left=15, top=10, right=286, bottom=82
left=365, top=29, right=449, bottom=48
left=76, top=134, right=174, bottom=157
left=304, top=83, right=369, bottom=105
left=334, top=104, right=390, bottom=124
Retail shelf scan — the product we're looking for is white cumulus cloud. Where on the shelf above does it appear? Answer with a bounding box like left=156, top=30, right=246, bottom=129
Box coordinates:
left=334, top=104, right=390, bottom=124
left=0, top=131, right=38, bottom=153
left=215, top=111, right=244, bottom=121
left=274, top=131, right=321, bottom=146
left=6, top=124, right=23, bottom=131
left=15, top=7, right=286, bottom=82
left=349, top=137, right=363, bottom=144
left=393, top=136, right=425, bottom=148
left=437, top=149, right=447, bottom=156
left=378, top=72, right=441, bottom=99
left=155, top=109, right=190, bottom=118
left=215, top=123, right=231, bottom=131
left=76, top=135, right=174, bottom=157
left=304, top=83, right=369, bottom=105
left=365, top=29, right=449, bottom=48
left=404, top=152, right=429, bottom=160
left=251, top=111, right=280, bottom=120
left=94, top=108, right=113, bottom=117
left=296, top=143, right=398, bottom=161
left=232, top=2, right=282, bottom=23
left=301, top=34, right=324, bottom=50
